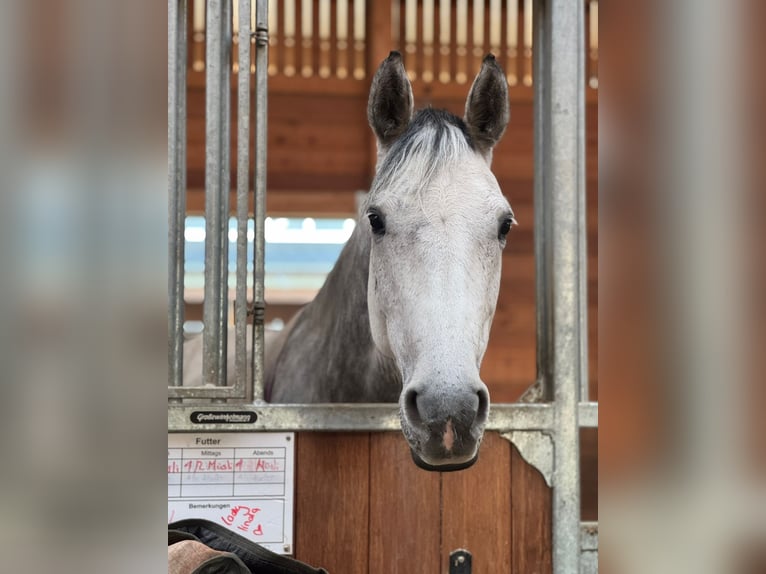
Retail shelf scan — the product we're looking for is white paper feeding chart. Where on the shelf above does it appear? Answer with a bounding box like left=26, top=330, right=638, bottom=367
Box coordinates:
left=168, top=432, right=295, bottom=553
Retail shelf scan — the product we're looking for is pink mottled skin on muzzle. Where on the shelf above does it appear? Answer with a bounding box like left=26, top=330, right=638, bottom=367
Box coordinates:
left=443, top=419, right=455, bottom=451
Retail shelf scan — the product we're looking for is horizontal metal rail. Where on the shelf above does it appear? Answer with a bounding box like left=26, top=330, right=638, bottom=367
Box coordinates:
left=168, top=402, right=597, bottom=432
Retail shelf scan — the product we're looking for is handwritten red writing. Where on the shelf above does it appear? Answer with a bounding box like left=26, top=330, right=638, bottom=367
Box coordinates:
left=183, top=459, right=234, bottom=472
left=233, top=458, right=283, bottom=472
left=220, top=505, right=264, bottom=536
left=177, top=458, right=284, bottom=473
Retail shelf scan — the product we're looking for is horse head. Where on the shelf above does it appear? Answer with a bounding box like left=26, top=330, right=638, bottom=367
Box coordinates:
left=365, top=52, right=514, bottom=471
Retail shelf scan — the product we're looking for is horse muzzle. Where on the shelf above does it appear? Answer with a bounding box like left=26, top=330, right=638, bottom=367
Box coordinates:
left=403, top=419, right=484, bottom=471
left=399, top=380, right=489, bottom=471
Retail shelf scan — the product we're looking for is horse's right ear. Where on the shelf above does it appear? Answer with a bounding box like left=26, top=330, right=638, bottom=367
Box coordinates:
left=464, top=54, right=509, bottom=158
left=367, top=51, right=414, bottom=149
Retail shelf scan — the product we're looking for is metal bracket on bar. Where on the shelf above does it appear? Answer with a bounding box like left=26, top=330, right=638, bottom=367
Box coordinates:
left=247, top=300, right=266, bottom=325
left=253, top=22, right=269, bottom=46
left=502, top=430, right=554, bottom=487
left=518, top=378, right=546, bottom=403
left=500, top=402, right=597, bottom=486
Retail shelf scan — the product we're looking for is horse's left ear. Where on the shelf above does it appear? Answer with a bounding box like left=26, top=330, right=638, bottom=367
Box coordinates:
left=464, top=54, right=510, bottom=157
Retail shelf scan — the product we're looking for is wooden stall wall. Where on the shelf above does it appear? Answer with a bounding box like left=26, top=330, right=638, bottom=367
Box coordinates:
left=293, top=431, right=551, bottom=574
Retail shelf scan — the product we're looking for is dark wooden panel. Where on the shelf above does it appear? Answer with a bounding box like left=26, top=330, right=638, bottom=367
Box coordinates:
left=581, top=428, right=598, bottom=521
left=510, top=445, right=552, bottom=574
left=441, top=432, right=512, bottom=573
left=368, top=433, right=441, bottom=574
left=294, top=433, right=370, bottom=574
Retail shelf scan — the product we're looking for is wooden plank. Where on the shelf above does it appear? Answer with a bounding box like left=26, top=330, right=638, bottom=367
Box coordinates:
left=294, top=432, right=371, bottom=574
left=511, top=444, right=552, bottom=574
left=581, top=428, right=598, bottom=521
left=441, top=431, right=512, bottom=573
left=369, top=433, right=441, bottom=574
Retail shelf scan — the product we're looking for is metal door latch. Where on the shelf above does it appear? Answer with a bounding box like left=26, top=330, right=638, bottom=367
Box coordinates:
left=449, top=549, right=472, bottom=574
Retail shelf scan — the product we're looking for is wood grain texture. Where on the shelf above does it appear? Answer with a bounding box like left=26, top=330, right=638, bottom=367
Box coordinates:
left=510, top=444, right=552, bottom=574
left=294, top=432, right=370, bottom=574
left=368, top=433, right=441, bottom=574
left=441, top=432, right=513, bottom=574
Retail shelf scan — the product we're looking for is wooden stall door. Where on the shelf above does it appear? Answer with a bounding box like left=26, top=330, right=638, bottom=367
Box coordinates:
left=294, top=433, right=371, bottom=573
left=293, top=432, right=552, bottom=574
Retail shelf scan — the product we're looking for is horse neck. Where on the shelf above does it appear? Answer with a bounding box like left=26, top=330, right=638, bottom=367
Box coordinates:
left=310, top=225, right=370, bottom=329
left=297, top=225, right=399, bottom=400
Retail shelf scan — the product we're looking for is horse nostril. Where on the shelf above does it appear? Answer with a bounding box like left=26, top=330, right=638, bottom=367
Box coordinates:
left=476, top=387, right=490, bottom=425
left=404, top=388, right=422, bottom=425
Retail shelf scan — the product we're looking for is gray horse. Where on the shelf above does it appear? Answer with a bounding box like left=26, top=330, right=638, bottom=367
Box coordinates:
left=186, top=52, right=514, bottom=471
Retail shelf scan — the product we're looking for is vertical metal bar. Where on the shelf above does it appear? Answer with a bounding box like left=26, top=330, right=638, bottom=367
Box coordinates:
left=542, top=0, right=584, bottom=572
left=203, top=0, right=229, bottom=387
left=532, top=0, right=550, bottom=400
left=219, top=0, right=232, bottom=391
left=251, top=0, right=269, bottom=402
left=168, top=0, right=187, bottom=392
left=235, top=0, right=252, bottom=397
left=577, top=0, right=589, bottom=404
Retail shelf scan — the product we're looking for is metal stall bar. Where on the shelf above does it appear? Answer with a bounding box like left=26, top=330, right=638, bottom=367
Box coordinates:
left=168, top=0, right=187, bottom=392
left=168, top=401, right=598, bottom=431
left=203, top=0, right=230, bottom=388
left=251, top=0, right=269, bottom=403
left=235, top=0, right=252, bottom=398
left=219, top=0, right=233, bottom=391
left=169, top=0, right=247, bottom=400
left=538, top=0, right=586, bottom=572
left=577, top=2, right=590, bottom=404
left=168, top=403, right=563, bottom=432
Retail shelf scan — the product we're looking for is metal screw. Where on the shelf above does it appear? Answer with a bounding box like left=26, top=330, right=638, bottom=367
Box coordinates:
left=283, top=544, right=291, bottom=553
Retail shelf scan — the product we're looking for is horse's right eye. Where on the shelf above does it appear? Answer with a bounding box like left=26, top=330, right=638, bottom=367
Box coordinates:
left=368, top=212, right=386, bottom=235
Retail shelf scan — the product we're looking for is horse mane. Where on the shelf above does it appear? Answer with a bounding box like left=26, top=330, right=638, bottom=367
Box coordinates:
left=368, top=108, right=475, bottom=202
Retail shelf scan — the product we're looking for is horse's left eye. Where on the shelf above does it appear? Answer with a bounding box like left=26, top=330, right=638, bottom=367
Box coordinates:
left=498, top=216, right=515, bottom=239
